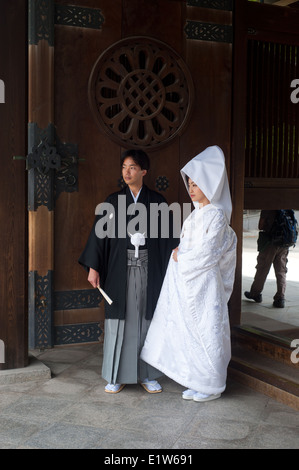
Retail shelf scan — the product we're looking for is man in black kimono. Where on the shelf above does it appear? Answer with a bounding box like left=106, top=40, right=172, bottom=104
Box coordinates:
left=79, top=149, right=178, bottom=393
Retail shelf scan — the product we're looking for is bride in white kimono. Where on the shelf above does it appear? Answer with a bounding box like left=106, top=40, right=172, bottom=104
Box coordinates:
left=141, top=146, right=237, bottom=402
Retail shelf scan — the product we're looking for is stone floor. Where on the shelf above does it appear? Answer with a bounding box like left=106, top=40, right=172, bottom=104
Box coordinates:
left=0, top=342, right=298, bottom=450
left=0, top=228, right=298, bottom=450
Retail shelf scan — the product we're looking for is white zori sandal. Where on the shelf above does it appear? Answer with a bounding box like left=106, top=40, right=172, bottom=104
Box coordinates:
left=105, top=383, right=126, bottom=394
left=182, top=389, right=197, bottom=400
left=141, top=379, right=162, bottom=393
left=182, top=389, right=221, bottom=402
left=193, top=392, right=221, bottom=402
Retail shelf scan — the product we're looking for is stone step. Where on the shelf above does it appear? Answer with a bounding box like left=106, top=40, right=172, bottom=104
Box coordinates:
left=229, top=326, right=299, bottom=410
left=0, top=354, right=51, bottom=385
left=231, top=325, right=297, bottom=366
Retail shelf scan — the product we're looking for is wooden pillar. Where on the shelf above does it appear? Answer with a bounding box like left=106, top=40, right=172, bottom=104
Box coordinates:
left=0, top=0, right=28, bottom=369
left=28, top=0, right=55, bottom=349
left=229, top=0, right=248, bottom=326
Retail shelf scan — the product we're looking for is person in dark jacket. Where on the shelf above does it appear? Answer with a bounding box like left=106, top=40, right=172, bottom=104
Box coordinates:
left=244, top=210, right=289, bottom=308
left=79, top=149, right=178, bottom=393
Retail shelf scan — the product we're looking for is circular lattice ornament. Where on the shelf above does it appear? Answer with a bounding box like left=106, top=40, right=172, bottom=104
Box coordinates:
left=88, top=37, right=194, bottom=150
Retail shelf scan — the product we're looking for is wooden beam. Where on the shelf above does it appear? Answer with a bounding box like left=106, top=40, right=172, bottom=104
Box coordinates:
left=28, top=0, right=55, bottom=349
left=229, top=0, right=248, bottom=326
left=0, top=0, right=28, bottom=369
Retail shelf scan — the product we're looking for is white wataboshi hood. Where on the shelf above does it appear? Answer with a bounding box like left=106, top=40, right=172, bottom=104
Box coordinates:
left=180, top=145, right=233, bottom=223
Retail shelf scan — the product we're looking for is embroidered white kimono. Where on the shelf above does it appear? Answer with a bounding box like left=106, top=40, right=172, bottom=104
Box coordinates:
left=141, top=146, right=237, bottom=395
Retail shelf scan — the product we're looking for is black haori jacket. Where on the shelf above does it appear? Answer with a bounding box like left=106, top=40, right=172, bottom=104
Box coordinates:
left=78, top=185, right=179, bottom=320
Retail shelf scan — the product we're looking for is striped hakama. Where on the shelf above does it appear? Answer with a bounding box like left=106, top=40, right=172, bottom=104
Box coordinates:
left=102, top=249, right=162, bottom=384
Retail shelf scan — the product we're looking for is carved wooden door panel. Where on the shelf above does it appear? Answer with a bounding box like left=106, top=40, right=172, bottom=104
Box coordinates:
left=29, top=0, right=234, bottom=347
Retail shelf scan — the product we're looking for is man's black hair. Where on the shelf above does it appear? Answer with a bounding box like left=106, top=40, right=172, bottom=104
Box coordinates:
left=120, top=149, right=150, bottom=171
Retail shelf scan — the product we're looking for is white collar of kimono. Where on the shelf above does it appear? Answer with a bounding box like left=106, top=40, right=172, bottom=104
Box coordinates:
left=180, top=145, right=232, bottom=223
left=129, top=186, right=142, bottom=203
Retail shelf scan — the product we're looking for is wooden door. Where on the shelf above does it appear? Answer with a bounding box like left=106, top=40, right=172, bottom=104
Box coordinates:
left=29, top=0, right=234, bottom=347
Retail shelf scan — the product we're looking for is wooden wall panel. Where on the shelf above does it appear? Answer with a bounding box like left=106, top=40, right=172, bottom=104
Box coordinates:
left=121, top=0, right=185, bottom=207
left=0, top=0, right=27, bottom=369
left=180, top=4, right=233, bottom=204
left=54, top=0, right=124, bottom=331
left=54, top=0, right=122, bottom=296
left=122, top=0, right=185, bottom=54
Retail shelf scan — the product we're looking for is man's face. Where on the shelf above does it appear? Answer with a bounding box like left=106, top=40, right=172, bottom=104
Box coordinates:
left=122, top=156, right=147, bottom=187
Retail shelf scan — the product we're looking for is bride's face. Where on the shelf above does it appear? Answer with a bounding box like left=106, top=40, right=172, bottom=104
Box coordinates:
left=188, top=179, right=210, bottom=206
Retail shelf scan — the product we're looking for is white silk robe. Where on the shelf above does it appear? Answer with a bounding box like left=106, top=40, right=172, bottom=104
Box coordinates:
left=140, top=204, right=237, bottom=395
